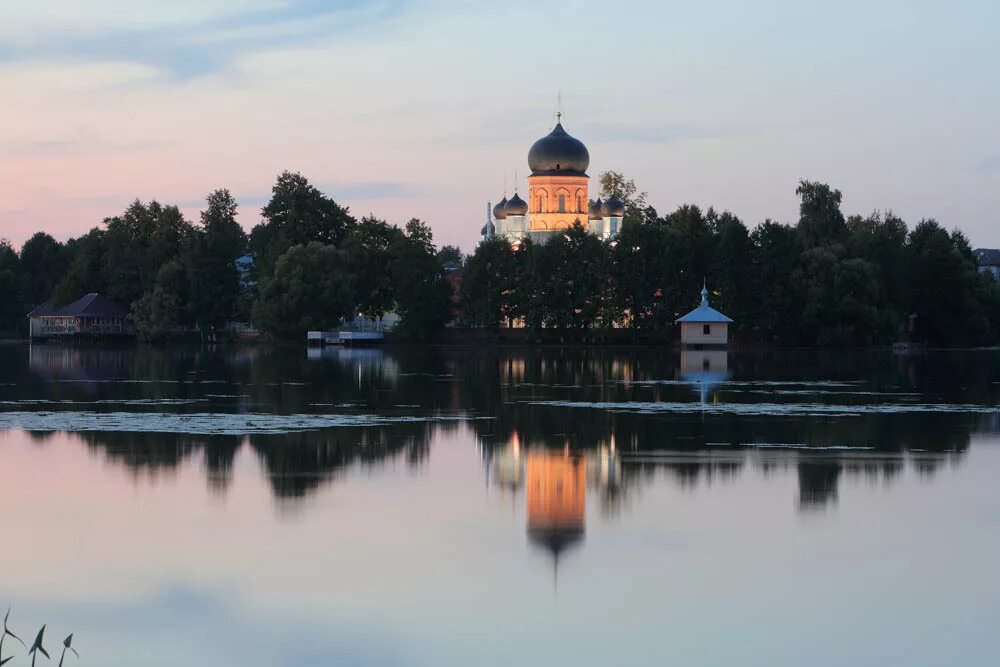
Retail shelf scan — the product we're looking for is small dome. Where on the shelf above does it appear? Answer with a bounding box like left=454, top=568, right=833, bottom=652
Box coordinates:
left=527, top=121, right=590, bottom=175
left=601, top=195, right=625, bottom=218
left=505, top=192, right=528, bottom=216
left=493, top=197, right=508, bottom=220
left=588, top=198, right=603, bottom=220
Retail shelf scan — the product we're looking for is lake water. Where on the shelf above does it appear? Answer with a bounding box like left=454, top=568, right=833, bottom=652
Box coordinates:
left=1, top=344, right=998, bottom=666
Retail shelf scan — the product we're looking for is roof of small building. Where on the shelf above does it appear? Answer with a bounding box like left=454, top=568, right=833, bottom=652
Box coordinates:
left=27, top=300, right=56, bottom=318
left=975, top=248, right=1000, bottom=266
left=676, top=286, right=734, bottom=324
left=30, top=293, right=128, bottom=319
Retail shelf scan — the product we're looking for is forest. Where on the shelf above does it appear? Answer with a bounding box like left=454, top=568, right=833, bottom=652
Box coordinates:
left=0, top=171, right=454, bottom=341
left=1, top=170, right=997, bottom=346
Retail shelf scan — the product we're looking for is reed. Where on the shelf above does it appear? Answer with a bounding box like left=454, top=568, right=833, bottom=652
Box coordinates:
left=0, top=610, right=77, bottom=666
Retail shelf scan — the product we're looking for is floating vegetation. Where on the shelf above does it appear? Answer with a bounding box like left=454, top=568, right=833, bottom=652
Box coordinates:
left=0, top=411, right=483, bottom=436
left=526, top=399, right=1000, bottom=417
left=0, top=399, right=205, bottom=407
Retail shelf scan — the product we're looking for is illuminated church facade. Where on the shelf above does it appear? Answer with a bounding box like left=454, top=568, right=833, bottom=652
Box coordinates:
left=482, top=113, right=624, bottom=244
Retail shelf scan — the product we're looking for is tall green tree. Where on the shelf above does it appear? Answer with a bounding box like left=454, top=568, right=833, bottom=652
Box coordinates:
left=53, top=228, right=107, bottom=306
left=460, top=237, right=517, bottom=327
left=599, top=170, right=655, bottom=224
left=436, top=245, right=463, bottom=270
left=342, top=217, right=403, bottom=321
left=19, top=232, right=68, bottom=307
left=254, top=242, right=356, bottom=340
left=389, top=219, right=452, bottom=339
left=0, top=240, right=23, bottom=331
left=250, top=171, right=355, bottom=279
left=130, top=259, right=192, bottom=341
left=847, top=210, right=908, bottom=308
left=102, top=200, right=195, bottom=307
left=750, top=220, right=802, bottom=343
left=796, top=180, right=848, bottom=248
left=0, top=240, right=22, bottom=332
left=610, top=220, right=670, bottom=329
left=904, top=221, right=985, bottom=345
left=708, top=210, right=754, bottom=326
left=535, top=222, right=607, bottom=328
left=187, top=190, right=247, bottom=333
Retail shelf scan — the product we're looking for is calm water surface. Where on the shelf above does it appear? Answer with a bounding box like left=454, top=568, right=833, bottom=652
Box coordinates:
left=1, top=344, right=999, bottom=666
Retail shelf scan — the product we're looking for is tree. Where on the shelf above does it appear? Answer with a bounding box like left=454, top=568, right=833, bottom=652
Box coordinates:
left=599, top=170, right=654, bottom=224
left=610, top=220, right=671, bottom=329
left=512, top=238, right=547, bottom=330
left=19, top=232, right=67, bottom=308
left=102, top=200, right=195, bottom=308
left=0, top=269, right=22, bottom=332
left=460, top=237, right=517, bottom=327
left=201, top=189, right=247, bottom=260
left=750, top=220, right=802, bottom=343
left=342, top=217, right=403, bottom=321
left=130, top=259, right=191, bottom=341
left=904, top=220, right=985, bottom=345
left=796, top=180, right=848, bottom=248
left=847, top=210, right=908, bottom=309
left=389, top=219, right=452, bottom=339
left=187, top=190, right=247, bottom=334
left=535, top=222, right=607, bottom=328
left=0, top=241, right=23, bottom=331
left=708, top=210, right=754, bottom=326
left=660, top=204, right=713, bottom=318
left=53, top=228, right=107, bottom=307
left=254, top=242, right=356, bottom=340
left=250, top=171, right=355, bottom=279
left=436, top=245, right=463, bottom=270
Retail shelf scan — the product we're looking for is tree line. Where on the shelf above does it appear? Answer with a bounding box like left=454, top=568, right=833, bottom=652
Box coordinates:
left=460, top=176, right=1000, bottom=346
left=2, top=170, right=997, bottom=346
left=0, top=171, right=453, bottom=340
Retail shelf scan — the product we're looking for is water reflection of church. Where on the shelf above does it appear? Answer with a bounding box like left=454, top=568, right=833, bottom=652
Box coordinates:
left=487, top=434, right=621, bottom=573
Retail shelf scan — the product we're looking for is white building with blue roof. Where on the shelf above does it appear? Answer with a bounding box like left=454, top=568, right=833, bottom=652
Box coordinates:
left=676, top=284, right=733, bottom=346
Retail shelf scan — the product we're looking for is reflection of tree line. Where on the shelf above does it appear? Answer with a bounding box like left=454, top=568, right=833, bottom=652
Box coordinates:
left=71, top=422, right=438, bottom=502
left=13, top=344, right=998, bottom=506
left=484, top=436, right=963, bottom=525
left=460, top=348, right=984, bottom=468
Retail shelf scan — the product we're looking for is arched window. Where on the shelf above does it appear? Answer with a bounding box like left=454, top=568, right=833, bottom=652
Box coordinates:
left=538, top=194, right=546, bottom=212
left=558, top=194, right=566, bottom=212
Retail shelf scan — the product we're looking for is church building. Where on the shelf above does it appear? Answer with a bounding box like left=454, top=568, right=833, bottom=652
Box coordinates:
left=482, top=113, right=624, bottom=244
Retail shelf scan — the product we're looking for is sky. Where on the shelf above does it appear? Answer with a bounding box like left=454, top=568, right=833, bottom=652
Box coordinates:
left=1, top=0, right=999, bottom=253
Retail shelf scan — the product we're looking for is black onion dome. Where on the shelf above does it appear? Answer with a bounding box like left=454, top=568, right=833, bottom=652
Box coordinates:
left=588, top=198, right=603, bottom=219
left=505, top=192, right=528, bottom=216
left=601, top=195, right=625, bottom=218
left=493, top=197, right=508, bottom=220
left=527, top=121, right=590, bottom=175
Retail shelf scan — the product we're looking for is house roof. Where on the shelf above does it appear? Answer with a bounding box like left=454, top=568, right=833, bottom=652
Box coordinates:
left=676, top=286, right=734, bottom=324
left=975, top=248, right=1000, bottom=266
left=30, top=293, right=128, bottom=319
left=27, top=300, right=56, bottom=318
